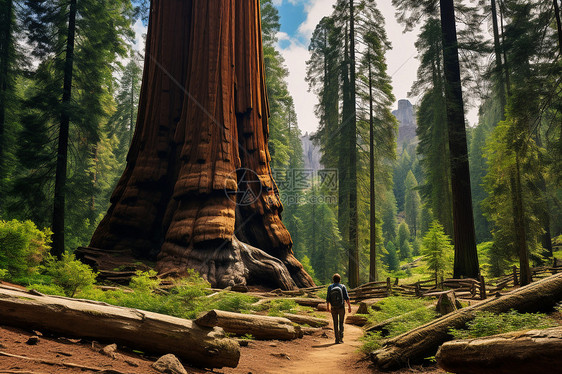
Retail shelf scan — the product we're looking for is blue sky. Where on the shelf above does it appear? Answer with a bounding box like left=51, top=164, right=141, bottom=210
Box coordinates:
left=276, top=1, right=308, bottom=48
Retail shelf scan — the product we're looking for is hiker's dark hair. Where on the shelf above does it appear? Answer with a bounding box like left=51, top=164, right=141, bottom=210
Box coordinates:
left=332, top=273, right=341, bottom=283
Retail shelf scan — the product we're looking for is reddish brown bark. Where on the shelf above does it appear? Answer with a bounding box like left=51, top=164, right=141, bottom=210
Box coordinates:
left=81, top=0, right=313, bottom=290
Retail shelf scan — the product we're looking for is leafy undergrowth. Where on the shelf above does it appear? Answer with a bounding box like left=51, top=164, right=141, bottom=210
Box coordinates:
left=28, top=269, right=261, bottom=319
left=360, top=296, right=437, bottom=353
left=265, top=298, right=316, bottom=317
left=449, top=309, right=558, bottom=339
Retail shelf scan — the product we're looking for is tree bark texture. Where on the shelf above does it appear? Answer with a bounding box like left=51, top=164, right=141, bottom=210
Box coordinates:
left=282, top=313, right=329, bottom=328
left=436, top=327, right=562, bottom=374
left=554, top=0, right=562, bottom=55
left=368, top=48, right=377, bottom=283
left=370, top=273, right=562, bottom=370
left=439, top=0, right=480, bottom=279
left=52, top=0, right=77, bottom=259
left=194, top=309, right=303, bottom=340
left=347, top=0, right=360, bottom=289
left=0, top=286, right=240, bottom=368
left=0, top=0, right=12, bottom=214
left=83, top=0, right=313, bottom=290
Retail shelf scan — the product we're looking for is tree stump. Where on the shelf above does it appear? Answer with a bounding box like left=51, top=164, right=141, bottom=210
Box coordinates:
left=436, top=290, right=460, bottom=315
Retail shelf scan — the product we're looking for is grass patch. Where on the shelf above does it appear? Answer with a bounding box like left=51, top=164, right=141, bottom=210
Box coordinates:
left=266, top=299, right=299, bottom=316
left=316, top=289, right=327, bottom=299
left=360, top=296, right=437, bottom=353
left=449, top=309, right=558, bottom=339
left=76, top=270, right=259, bottom=319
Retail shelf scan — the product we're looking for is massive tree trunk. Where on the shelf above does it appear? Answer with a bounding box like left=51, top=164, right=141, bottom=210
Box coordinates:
left=0, top=286, right=240, bottom=368
left=439, top=0, right=480, bottom=279
left=370, top=273, right=562, bottom=370
left=79, top=0, right=314, bottom=290
left=436, top=326, right=562, bottom=374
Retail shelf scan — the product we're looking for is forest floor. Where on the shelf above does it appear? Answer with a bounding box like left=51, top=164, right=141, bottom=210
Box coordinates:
left=0, top=299, right=446, bottom=374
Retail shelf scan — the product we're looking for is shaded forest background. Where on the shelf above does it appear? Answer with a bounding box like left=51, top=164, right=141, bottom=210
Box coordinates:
left=0, top=0, right=561, bottom=286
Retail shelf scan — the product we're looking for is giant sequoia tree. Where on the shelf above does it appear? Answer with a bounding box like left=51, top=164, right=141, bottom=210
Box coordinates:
left=80, top=0, right=314, bottom=290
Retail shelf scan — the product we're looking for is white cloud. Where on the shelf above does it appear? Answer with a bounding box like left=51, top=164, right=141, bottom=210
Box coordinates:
left=297, top=0, right=337, bottom=41
left=132, top=19, right=147, bottom=56
left=277, top=38, right=319, bottom=134
left=275, top=0, right=338, bottom=134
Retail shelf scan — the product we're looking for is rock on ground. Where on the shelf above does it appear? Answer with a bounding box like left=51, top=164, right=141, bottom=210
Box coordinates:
left=152, top=354, right=188, bottom=374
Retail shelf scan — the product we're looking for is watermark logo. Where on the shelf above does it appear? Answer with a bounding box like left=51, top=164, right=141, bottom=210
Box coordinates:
left=272, top=168, right=339, bottom=206
left=225, top=168, right=339, bottom=207
left=225, top=168, right=263, bottom=206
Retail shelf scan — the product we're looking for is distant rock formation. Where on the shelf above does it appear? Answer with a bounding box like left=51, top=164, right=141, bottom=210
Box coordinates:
left=392, top=99, right=417, bottom=149
left=301, top=133, right=322, bottom=172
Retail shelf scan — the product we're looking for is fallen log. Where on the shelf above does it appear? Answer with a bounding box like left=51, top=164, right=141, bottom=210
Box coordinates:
left=371, top=273, right=562, bottom=370
left=252, top=297, right=325, bottom=309
left=282, top=313, right=328, bottom=327
left=436, top=326, right=562, bottom=374
left=0, top=287, right=239, bottom=368
left=195, top=310, right=302, bottom=340
left=293, top=297, right=327, bottom=308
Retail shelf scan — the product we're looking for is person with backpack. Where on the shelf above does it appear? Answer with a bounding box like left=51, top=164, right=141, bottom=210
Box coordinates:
left=326, top=273, right=351, bottom=344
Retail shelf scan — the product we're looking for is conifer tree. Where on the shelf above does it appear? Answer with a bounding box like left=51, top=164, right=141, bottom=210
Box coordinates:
left=397, top=222, right=412, bottom=260
left=13, top=0, right=133, bottom=254
left=404, top=170, right=421, bottom=238
left=422, top=220, right=454, bottom=282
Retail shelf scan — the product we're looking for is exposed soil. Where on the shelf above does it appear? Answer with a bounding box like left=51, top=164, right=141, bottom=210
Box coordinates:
left=0, top=305, right=445, bottom=374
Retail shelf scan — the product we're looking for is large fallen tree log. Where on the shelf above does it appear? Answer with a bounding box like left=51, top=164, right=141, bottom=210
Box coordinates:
left=282, top=313, right=328, bottom=328
left=436, top=326, right=562, bottom=374
left=252, top=297, right=325, bottom=309
left=0, top=286, right=239, bottom=368
left=195, top=309, right=303, bottom=340
left=370, top=273, right=562, bottom=370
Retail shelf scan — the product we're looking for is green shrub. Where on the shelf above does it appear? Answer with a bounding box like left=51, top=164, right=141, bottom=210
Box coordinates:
left=0, top=219, right=51, bottom=278
left=27, top=283, right=66, bottom=296
left=0, top=268, right=7, bottom=280
left=316, top=288, right=327, bottom=300
left=43, top=252, right=98, bottom=297
left=129, top=270, right=160, bottom=292
left=209, top=292, right=258, bottom=313
left=79, top=270, right=260, bottom=320
left=267, top=299, right=300, bottom=316
left=450, top=310, right=558, bottom=339
left=10, top=273, right=54, bottom=286
left=360, top=331, right=383, bottom=353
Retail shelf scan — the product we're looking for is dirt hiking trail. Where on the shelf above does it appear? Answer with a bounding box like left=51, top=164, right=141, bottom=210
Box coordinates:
left=222, top=306, right=444, bottom=374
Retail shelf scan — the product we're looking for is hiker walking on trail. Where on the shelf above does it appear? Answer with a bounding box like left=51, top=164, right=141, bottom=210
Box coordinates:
left=326, top=273, right=351, bottom=344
